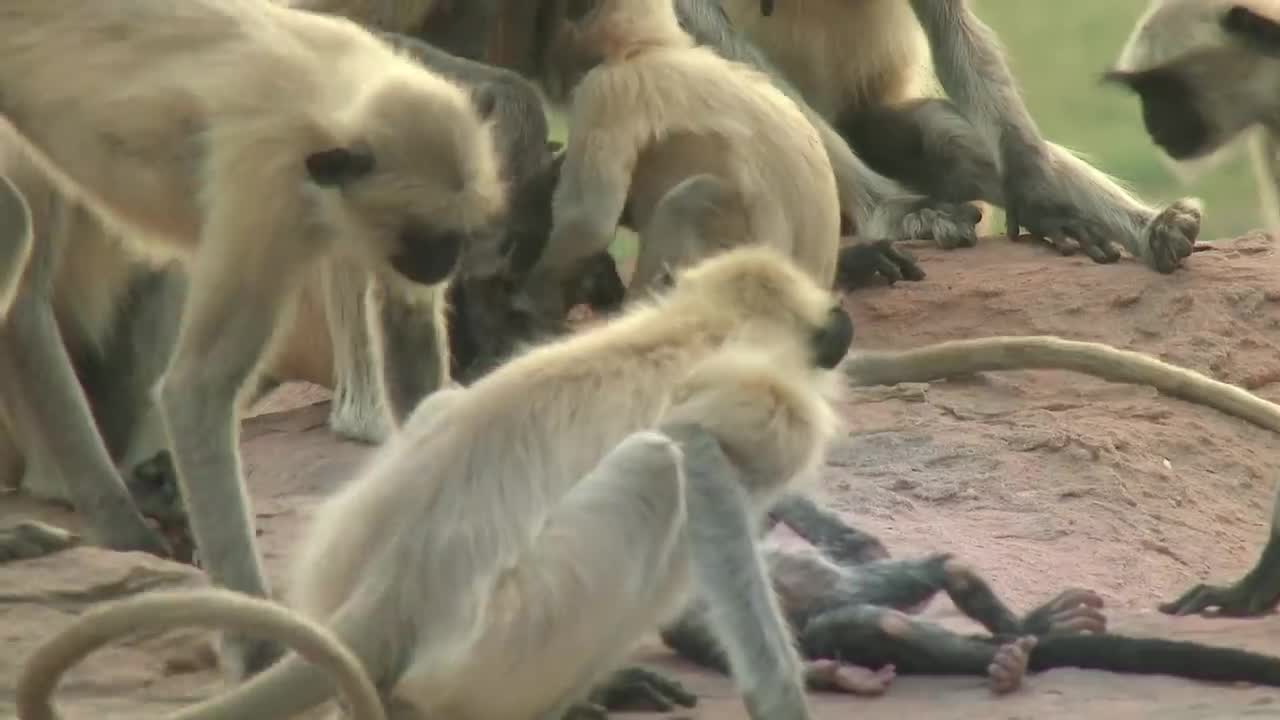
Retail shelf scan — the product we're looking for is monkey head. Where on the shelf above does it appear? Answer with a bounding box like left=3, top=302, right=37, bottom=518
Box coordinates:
left=304, top=71, right=508, bottom=288
left=664, top=247, right=855, bottom=371
left=1106, top=0, right=1280, bottom=160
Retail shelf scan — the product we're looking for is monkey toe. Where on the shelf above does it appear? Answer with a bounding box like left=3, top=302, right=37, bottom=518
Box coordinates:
left=987, top=636, right=1036, bottom=695
left=834, top=240, right=926, bottom=291
left=1159, top=581, right=1280, bottom=618
left=588, top=666, right=698, bottom=713
left=805, top=659, right=896, bottom=696
left=0, top=520, right=82, bottom=562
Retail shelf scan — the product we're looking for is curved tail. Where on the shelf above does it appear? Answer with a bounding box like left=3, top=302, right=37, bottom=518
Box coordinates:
left=0, top=172, right=33, bottom=317
left=15, top=588, right=384, bottom=720
left=1031, top=633, right=1280, bottom=686
left=843, top=336, right=1280, bottom=434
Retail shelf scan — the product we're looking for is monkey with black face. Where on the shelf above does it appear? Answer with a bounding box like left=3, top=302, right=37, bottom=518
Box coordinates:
left=1105, top=1, right=1280, bottom=231
left=663, top=493, right=1280, bottom=695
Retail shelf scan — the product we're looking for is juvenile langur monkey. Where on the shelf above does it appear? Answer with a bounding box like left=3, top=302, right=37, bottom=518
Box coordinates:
left=1105, top=0, right=1280, bottom=231
left=520, top=1, right=842, bottom=319
left=0, top=0, right=506, bottom=677
left=490, top=0, right=971, bottom=282
left=665, top=494, right=1280, bottom=695
left=17, top=246, right=857, bottom=720
left=707, top=0, right=1204, bottom=272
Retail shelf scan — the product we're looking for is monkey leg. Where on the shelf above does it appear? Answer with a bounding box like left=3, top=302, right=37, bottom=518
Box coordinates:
left=392, top=431, right=697, bottom=719
left=0, top=237, right=169, bottom=558
left=153, top=206, right=322, bottom=678
left=1161, top=494, right=1280, bottom=617
left=0, top=173, right=32, bottom=317
left=629, top=174, right=734, bottom=298
left=800, top=604, right=1002, bottom=676
left=321, top=258, right=392, bottom=444
left=835, top=98, right=1004, bottom=206
left=366, top=277, right=450, bottom=428
left=766, top=493, right=890, bottom=564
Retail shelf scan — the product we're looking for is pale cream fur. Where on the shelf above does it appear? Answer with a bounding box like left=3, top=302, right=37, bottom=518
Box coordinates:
left=537, top=0, right=841, bottom=294
left=16, top=246, right=845, bottom=720
left=0, top=0, right=505, bottom=671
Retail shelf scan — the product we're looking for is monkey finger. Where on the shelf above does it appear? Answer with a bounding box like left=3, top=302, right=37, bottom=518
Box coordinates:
left=1158, top=583, right=1224, bottom=616
left=1048, top=606, right=1108, bottom=634
left=1046, top=231, right=1077, bottom=256
left=876, top=253, right=904, bottom=285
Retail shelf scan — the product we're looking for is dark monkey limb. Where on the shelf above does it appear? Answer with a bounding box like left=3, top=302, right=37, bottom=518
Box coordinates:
left=664, top=497, right=1280, bottom=692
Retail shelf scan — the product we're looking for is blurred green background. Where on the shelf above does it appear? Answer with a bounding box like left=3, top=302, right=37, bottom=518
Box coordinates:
left=551, top=1, right=1266, bottom=265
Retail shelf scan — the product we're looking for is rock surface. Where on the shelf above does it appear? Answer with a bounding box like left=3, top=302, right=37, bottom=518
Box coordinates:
left=3, top=234, right=1280, bottom=719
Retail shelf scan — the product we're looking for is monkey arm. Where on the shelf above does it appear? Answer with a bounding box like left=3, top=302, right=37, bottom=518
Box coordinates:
left=664, top=422, right=812, bottom=720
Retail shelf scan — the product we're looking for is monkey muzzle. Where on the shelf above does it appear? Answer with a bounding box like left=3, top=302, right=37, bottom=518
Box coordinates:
left=1102, top=69, right=1211, bottom=160
left=390, top=224, right=463, bottom=286
left=813, top=306, right=854, bottom=369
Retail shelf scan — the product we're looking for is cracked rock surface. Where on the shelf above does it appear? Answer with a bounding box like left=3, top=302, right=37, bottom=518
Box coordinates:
left=3, top=234, right=1280, bottom=719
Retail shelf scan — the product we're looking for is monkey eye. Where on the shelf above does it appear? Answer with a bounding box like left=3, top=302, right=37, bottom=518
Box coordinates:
left=565, top=0, right=600, bottom=22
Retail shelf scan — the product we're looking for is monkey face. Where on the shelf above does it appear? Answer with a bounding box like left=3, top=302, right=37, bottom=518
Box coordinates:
left=305, top=76, right=509, bottom=287
left=538, top=0, right=609, bottom=103
left=1106, top=68, right=1215, bottom=159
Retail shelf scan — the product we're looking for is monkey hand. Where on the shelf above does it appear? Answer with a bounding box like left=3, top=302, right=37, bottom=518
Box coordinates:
left=1160, top=574, right=1280, bottom=618
left=834, top=239, right=926, bottom=291
left=126, top=451, right=197, bottom=565
left=1020, top=588, right=1107, bottom=635
left=867, top=198, right=981, bottom=251
left=1001, top=145, right=1127, bottom=265
left=563, top=666, right=699, bottom=718
left=1137, top=198, right=1201, bottom=273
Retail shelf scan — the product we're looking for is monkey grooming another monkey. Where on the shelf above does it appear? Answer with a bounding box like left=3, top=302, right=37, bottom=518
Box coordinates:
left=1105, top=0, right=1280, bottom=231
left=0, top=0, right=506, bottom=677
left=664, top=493, right=1280, bottom=695
left=704, top=0, right=1203, bottom=272
left=17, top=246, right=857, bottom=720
left=512, top=1, right=842, bottom=322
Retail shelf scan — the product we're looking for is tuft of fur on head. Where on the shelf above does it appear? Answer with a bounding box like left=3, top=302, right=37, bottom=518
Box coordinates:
left=663, top=345, right=840, bottom=497
left=317, top=60, right=508, bottom=273
left=1112, top=0, right=1238, bottom=74
left=586, top=0, right=691, bottom=58
left=660, top=245, right=839, bottom=341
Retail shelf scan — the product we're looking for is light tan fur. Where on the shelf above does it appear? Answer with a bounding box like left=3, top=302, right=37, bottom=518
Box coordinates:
left=16, top=589, right=386, bottom=720
left=0, top=0, right=505, bottom=674
left=532, top=0, right=840, bottom=302
left=15, top=247, right=845, bottom=720
left=0, top=171, right=33, bottom=319
left=843, top=334, right=1280, bottom=434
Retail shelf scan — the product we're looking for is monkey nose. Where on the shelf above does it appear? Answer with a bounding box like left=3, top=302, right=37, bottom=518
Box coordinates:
left=390, top=227, right=463, bottom=286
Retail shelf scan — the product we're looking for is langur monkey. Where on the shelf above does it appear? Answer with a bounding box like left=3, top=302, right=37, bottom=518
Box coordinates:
left=0, top=0, right=506, bottom=677
left=611, top=0, right=1202, bottom=273
left=517, top=1, right=842, bottom=320
left=17, top=246, right=858, bottom=720
left=1106, top=0, right=1280, bottom=231
left=0, top=173, right=32, bottom=317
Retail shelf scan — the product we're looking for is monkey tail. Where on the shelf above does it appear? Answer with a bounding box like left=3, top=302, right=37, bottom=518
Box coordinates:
left=843, top=336, right=1280, bottom=434
left=15, top=588, right=385, bottom=720
left=0, top=172, right=33, bottom=317
left=1030, top=633, right=1280, bottom=686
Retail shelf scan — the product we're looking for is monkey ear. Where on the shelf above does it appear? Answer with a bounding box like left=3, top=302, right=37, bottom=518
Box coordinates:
left=1222, top=4, right=1280, bottom=53
left=305, top=147, right=375, bottom=188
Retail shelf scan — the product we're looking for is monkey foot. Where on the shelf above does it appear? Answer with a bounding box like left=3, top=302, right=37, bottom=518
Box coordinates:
left=834, top=239, right=927, bottom=291
left=1022, top=587, right=1107, bottom=635
left=988, top=636, right=1036, bottom=695
left=0, top=519, right=81, bottom=562
left=126, top=451, right=197, bottom=565
left=806, top=659, right=896, bottom=696
left=1141, top=198, right=1201, bottom=273
left=1160, top=581, right=1280, bottom=618
left=580, top=665, right=698, bottom=715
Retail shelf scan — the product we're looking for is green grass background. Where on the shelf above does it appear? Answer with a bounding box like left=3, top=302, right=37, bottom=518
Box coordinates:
left=551, top=2, right=1265, bottom=264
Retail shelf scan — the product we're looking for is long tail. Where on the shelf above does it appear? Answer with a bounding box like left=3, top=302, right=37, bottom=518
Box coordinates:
left=0, top=172, right=33, bottom=317
left=1032, top=633, right=1280, bottom=686
left=15, top=588, right=385, bottom=720
left=842, top=336, right=1280, bottom=434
